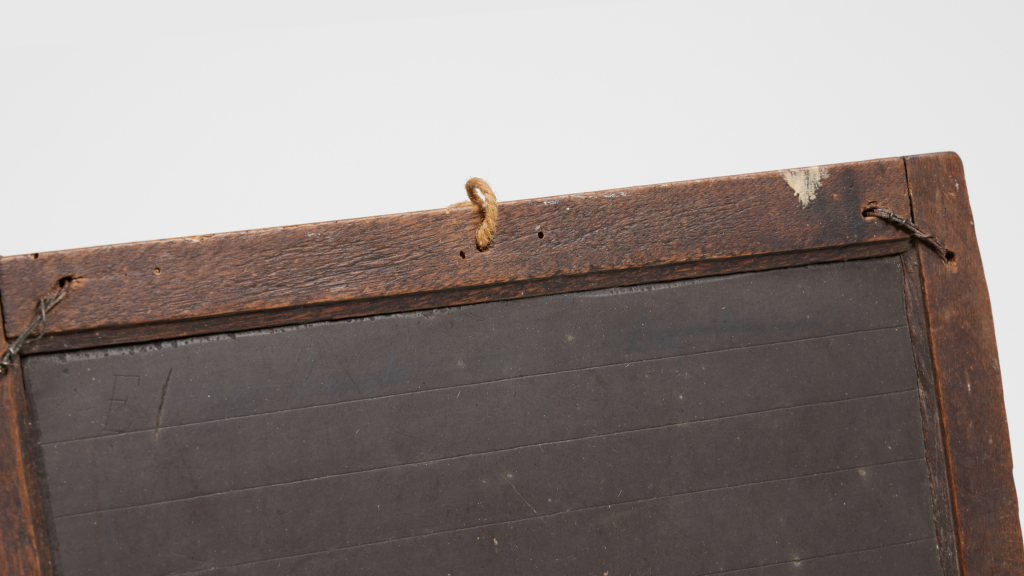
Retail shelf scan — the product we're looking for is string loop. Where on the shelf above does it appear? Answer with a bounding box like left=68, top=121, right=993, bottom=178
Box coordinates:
left=465, top=178, right=497, bottom=251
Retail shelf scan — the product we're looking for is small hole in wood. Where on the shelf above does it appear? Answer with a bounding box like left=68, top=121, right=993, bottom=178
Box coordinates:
left=537, top=231, right=545, bottom=239
left=154, top=267, right=162, bottom=275
left=58, top=276, right=75, bottom=288
left=459, top=251, right=466, bottom=259
left=30, top=253, right=39, bottom=260
left=945, top=250, right=957, bottom=264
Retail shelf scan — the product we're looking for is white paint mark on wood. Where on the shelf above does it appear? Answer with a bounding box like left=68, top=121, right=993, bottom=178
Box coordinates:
left=782, top=167, right=829, bottom=208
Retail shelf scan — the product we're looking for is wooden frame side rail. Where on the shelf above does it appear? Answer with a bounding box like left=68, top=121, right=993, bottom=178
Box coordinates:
left=906, top=154, right=1023, bottom=574
left=0, top=152, right=1020, bottom=575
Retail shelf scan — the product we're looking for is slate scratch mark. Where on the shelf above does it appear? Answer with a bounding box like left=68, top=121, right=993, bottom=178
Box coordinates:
left=503, top=475, right=546, bottom=524
left=45, top=324, right=909, bottom=446
left=103, top=375, right=141, bottom=433
left=381, top=353, right=395, bottom=384
left=160, top=460, right=929, bottom=575
left=155, top=368, right=173, bottom=438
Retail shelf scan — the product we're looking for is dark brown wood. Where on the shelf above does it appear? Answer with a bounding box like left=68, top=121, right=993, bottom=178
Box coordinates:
left=901, top=249, right=962, bottom=576
left=0, top=293, right=50, bottom=576
left=20, top=239, right=909, bottom=355
left=24, top=257, right=946, bottom=575
left=3, top=153, right=1017, bottom=574
left=1, top=158, right=911, bottom=354
left=905, top=152, right=1024, bottom=575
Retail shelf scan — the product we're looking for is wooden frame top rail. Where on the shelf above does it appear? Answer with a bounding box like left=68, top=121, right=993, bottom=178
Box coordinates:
left=1, top=157, right=910, bottom=354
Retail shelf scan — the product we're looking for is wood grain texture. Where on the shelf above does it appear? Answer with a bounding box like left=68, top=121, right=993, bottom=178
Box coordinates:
left=0, top=291, right=49, bottom=576
left=19, top=239, right=908, bottom=355
left=15, top=154, right=1019, bottom=574
left=905, top=152, right=1024, bottom=575
left=1, top=158, right=911, bottom=353
left=902, top=249, right=962, bottom=576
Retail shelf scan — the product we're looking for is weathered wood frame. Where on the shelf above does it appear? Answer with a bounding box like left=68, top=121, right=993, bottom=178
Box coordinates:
left=0, top=152, right=1020, bottom=575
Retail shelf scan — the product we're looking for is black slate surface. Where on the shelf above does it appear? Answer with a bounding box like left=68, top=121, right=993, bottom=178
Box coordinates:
left=23, top=256, right=944, bottom=575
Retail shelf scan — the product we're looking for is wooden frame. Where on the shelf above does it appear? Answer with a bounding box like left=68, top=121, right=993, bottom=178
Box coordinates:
left=0, top=152, right=1020, bottom=575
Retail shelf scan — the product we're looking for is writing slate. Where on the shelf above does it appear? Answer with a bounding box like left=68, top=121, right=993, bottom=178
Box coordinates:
left=22, top=256, right=944, bottom=575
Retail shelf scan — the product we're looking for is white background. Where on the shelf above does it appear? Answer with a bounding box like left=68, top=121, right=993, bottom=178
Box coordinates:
left=2, top=0, right=1022, bottom=525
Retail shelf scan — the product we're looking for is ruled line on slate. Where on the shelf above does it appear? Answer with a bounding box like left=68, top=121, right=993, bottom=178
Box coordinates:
left=53, top=389, right=918, bottom=519
left=162, top=458, right=929, bottom=576
left=43, top=324, right=910, bottom=447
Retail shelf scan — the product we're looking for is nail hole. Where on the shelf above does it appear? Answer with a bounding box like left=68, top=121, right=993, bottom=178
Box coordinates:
left=154, top=267, right=161, bottom=275
left=30, top=253, right=39, bottom=260
left=459, top=251, right=466, bottom=259
left=537, top=231, right=545, bottom=239
left=945, top=251, right=957, bottom=263
left=58, top=276, right=75, bottom=288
